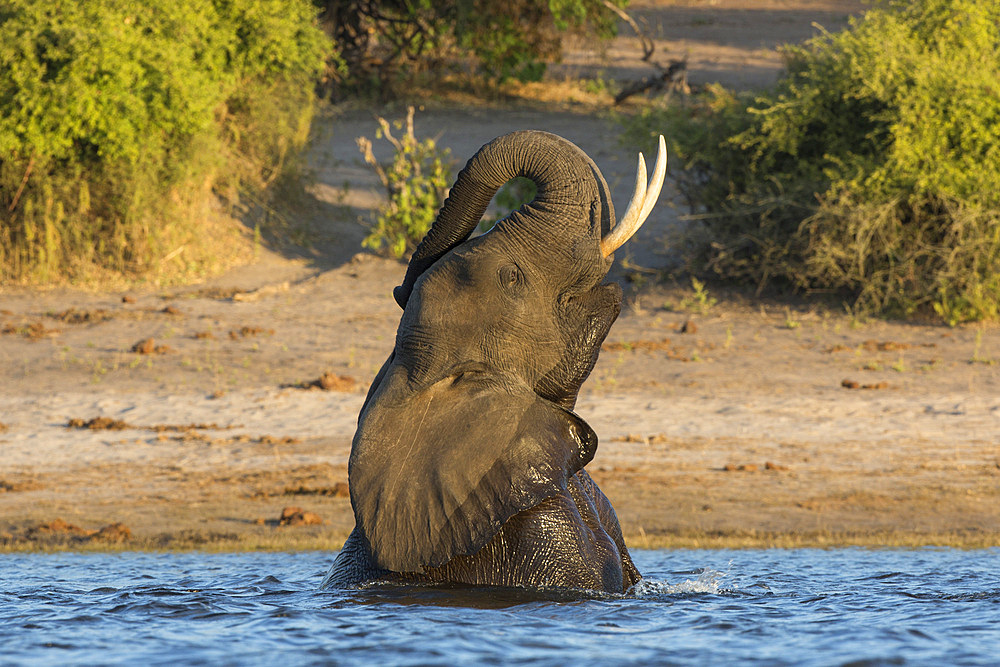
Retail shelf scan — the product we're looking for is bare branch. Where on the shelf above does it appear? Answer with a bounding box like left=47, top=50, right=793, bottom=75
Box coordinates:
left=614, top=57, right=688, bottom=105
left=602, top=0, right=654, bottom=62
left=8, top=155, right=36, bottom=213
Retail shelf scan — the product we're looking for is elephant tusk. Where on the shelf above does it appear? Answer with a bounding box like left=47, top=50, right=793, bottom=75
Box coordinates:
left=602, top=153, right=647, bottom=257
left=600, top=135, right=667, bottom=258
left=639, top=134, right=667, bottom=223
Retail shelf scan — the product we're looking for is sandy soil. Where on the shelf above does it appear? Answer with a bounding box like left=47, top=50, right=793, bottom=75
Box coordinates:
left=2, top=0, right=998, bottom=552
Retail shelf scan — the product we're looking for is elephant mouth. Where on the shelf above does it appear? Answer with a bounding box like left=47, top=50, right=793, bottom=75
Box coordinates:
left=399, top=358, right=494, bottom=389
left=441, top=360, right=492, bottom=382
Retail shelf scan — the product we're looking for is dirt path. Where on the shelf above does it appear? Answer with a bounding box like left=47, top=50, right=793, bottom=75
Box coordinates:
left=2, top=0, right=998, bottom=552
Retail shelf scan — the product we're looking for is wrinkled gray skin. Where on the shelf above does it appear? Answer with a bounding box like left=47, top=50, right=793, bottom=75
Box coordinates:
left=322, top=131, right=641, bottom=593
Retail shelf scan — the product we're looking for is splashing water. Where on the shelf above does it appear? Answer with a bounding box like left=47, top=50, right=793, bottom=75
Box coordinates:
left=632, top=563, right=732, bottom=596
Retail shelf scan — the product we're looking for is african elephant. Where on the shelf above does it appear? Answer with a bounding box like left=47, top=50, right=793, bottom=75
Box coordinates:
left=322, top=130, right=665, bottom=593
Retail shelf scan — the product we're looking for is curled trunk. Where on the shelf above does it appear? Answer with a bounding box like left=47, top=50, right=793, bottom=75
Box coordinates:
left=393, top=130, right=615, bottom=308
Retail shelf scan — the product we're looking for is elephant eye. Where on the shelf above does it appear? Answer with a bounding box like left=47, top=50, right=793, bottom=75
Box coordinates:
left=497, top=263, right=524, bottom=294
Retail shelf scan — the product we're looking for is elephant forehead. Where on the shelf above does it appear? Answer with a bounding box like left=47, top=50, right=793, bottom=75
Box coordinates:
left=401, top=241, right=552, bottom=331
left=435, top=232, right=523, bottom=277
left=442, top=222, right=585, bottom=283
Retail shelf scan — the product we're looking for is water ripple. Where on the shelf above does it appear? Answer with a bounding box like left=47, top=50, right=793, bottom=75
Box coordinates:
left=2, top=549, right=999, bottom=665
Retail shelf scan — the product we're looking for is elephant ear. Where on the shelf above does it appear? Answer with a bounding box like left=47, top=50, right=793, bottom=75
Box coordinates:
left=349, top=372, right=597, bottom=573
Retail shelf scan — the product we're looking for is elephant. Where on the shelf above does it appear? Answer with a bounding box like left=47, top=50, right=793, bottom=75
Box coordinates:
left=322, top=130, right=666, bottom=594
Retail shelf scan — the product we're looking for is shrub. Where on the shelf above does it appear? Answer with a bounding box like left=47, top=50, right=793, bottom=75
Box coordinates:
left=319, top=0, right=624, bottom=94
left=359, top=107, right=453, bottom=258
left=479, top=177, right=538, bottom=233
left=625, top=0, right=1000, bottom=322
left=0, top=0, right=333, bottom=285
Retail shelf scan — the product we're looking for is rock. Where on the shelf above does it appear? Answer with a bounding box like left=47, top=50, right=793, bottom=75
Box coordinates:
left=67, top=416, right=130, bottom=430
left=842, top=379, right=889, bottom=390
left=280, top=506, right=304, bottom=520
left=0, top=478, right=43, bottom=492
left=317, top=372, right=356, bottom=392
left=131, top=338, right=171, bottom=354
left=279, top=506, right=323, bottom=526
left=53, top=308, right=113, bottom=324
left=35, top=518, right=94, bottom=536
left=29, top=519, right=131, bottom=542
left=286, top=372, right=358, bottom=392
left=288, top=511, right=323, bottom=526
left=228, top=326, right=274, bottom=339
left=259, top=435, right=300, bottom=445
left=90, top=523, right=132, bottom=542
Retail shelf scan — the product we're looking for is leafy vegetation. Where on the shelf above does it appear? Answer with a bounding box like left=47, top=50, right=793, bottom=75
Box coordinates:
left=666, top=278, right=717, bottom=315
left=360, top=107, right=545, bottom=256
left=0, top=0, right=333, bottom=285
left=318, top=0, right=625, bottom=95
left=358, top=107, right=453, bottom=258
left=624, top=0, right=1000, bottom=323
left=479, top=177, right=538, bottom=232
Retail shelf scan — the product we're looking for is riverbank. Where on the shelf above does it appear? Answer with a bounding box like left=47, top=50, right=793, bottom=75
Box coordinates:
left=2, top=253, right=997, bottom=553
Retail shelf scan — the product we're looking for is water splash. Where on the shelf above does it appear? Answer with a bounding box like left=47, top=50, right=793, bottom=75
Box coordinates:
left=632, top=564, right=732, bottom=596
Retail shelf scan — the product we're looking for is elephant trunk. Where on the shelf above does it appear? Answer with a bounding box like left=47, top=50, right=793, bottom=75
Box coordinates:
left=393, top=131, right=616, bottom=308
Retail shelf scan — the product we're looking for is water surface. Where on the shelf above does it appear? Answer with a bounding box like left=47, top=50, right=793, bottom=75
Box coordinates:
left=2, top=548, right=998, bottom=665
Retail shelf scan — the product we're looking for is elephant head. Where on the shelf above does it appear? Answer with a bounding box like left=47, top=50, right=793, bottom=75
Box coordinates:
left=342, top=130, right=665, bottom=588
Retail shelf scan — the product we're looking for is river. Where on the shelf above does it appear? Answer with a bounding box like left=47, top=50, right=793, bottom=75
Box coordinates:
left=2, top=548, right=997, bottom=665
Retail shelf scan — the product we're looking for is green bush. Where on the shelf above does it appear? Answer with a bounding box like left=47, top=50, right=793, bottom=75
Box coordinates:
left=320, top=0, right=624, bottom=93
left=479, top=177, right=538, bottom=233
left=0, top=0, right=332, bottom=285
left=625, top=0, right=1000, bottom=322
left=359, top=107, right=453, bottom=258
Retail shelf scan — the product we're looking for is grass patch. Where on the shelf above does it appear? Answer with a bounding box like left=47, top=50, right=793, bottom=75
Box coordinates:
left=624, top=528, right=1000, bottom=550
left=0, top=530, right=353, bottom=554
left=5, top=527, right=999, bottom=554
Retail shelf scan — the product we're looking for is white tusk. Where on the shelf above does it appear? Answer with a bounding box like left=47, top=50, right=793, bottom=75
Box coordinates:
left=600, top=135, right=667, bottom=258
left=639, top=135, right=667, bottom=223
left=600, top=153, right=646, bottom=257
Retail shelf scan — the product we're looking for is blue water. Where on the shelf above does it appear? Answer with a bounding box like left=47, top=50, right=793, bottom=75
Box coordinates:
left=1, top=549, right=997, bottom=666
